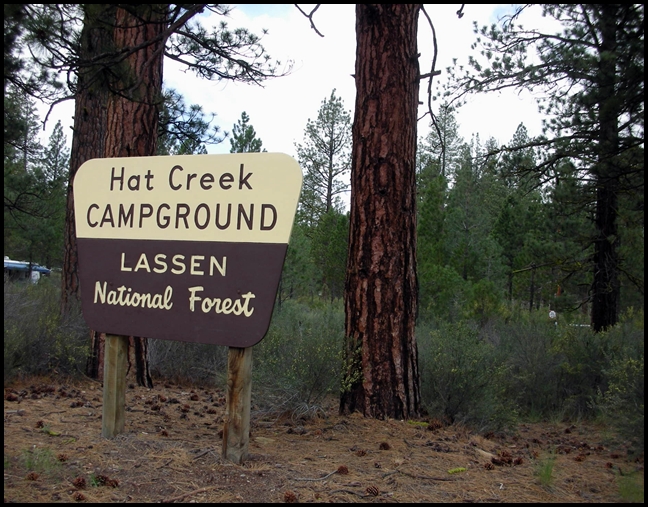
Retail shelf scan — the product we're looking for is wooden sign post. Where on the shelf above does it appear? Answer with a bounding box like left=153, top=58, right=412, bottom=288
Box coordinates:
left=102, top=334, right=128, bottom=438
left=73, top=153, right=302, bottom=463
left=222, top=347, right=253, bottom=463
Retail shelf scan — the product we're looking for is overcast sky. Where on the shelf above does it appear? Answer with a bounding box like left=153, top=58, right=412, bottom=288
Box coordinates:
left=39, top=4, right=550, bottom=157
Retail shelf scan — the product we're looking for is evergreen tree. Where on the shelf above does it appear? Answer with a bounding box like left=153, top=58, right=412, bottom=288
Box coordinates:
left=276, top=223, right=319, bottom=306
left=418, top=101, right=463, bottom=183
left=310, top=210, right=349, bottom=301
left=295, top=89, right=351, bottom=227
left=4, top=110, right=68, bottom=269
left=492, top=124, right=542, bottom=302
left=4, top=93, right=48, bottom=264
left=443, top=4, right=644, bottom=331
left=158, top=89, right=223, bottom=155
left=31, top=120, right=70, bottom=268
left=445, top=137, right=505, bottom=284
left=229, top=111, right=265, bottom=153
left=416, top=105, right=463, bottom=322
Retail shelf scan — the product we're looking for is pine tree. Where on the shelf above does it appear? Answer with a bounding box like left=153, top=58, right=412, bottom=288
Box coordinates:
left=342, top=5, right=421, bottom=420
left=157, top=89, right=223, bottom=155
left=418, top=101, right=463, bottom=183
left=295, top=89, right=351, bottom=227
left=229, top=111, right=265, bottom=153
left=444, top=4, right=644, bottom=331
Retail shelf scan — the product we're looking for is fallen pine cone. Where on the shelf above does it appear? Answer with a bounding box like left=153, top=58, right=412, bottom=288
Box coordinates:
left=283, top=490, right=298, bottom=503
left=366, top=485, right=380, bottom=496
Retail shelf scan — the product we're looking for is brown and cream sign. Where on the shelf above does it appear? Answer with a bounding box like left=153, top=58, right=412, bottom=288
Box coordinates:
left=73, top=153, right=302, bottom=347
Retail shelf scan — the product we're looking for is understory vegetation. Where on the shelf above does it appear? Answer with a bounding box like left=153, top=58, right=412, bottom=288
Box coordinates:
left=4, top=275, right=643, bottom=457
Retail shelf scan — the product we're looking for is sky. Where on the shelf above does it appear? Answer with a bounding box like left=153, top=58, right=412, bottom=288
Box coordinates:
left=37, top=4, right=550, bottom=158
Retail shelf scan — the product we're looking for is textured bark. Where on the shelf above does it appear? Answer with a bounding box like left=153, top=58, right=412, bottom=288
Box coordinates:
left=61, top=5, right=115, bottom=316
left=591, top=5, right=620, bottom=333
left=64, top=5, right=164, bottom=387
left=341, top=4, right=421, bottom=420
left=104, top=5, right=165, bottom=159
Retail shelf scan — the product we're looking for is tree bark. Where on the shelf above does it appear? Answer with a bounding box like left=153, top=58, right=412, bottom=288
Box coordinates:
left=64, top=5, right=165, bottom=387
left=591, top=4, right=620, bottom=333
left=341, top=4, right=421, bottom=420
left=61, top=5, right=115, bottom=316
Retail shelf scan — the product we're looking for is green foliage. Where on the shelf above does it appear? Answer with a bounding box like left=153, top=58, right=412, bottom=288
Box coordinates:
left=596, top=310, right=644, bottom=454
left=157, top=88, right=222, bottom=155
left=534, top=453, right=556, bottom=488
left=229, top=111, right=265, bottom=153
left=492, top=309, right=564, bottom=419
left=21, top=447, right=59, bottom=474
left=417, top=101, right=463, bottom=180
left=4, top=277, right=89, bottom=381
left=442, top=4, right=645, bottom=331
left=417, top=320, right=517, bottom=431
left=277, top=222, right=320, bottom=305
left=463, top=278, right=505, bottom=327
left=418, top=264, right=467, bottom=324
left=252, top=299, right=344, bottom=418
left=617, top=471, right=645, bottom=503
left=309, top=210, right=348, bottom=301
left=4, top=94, right=69, bottom=269
left=4, top=277, right=644, bottom=438
left=600, top=356, right=644, bottom=453
left=295, top=89, right=351, bottom=227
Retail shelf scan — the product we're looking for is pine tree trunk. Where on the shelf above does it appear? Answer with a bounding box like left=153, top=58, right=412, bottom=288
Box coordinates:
left=61, top=5, right=115, bottom=316
left=591, top=5, right=620, bottom=333
left=63, top=5, right=164, bottom=387
left=341, top=4, right=421, bottom=420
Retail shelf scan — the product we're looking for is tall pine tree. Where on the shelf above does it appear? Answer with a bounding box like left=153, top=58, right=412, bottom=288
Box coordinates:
left=229, top=111, right=265, bottom=153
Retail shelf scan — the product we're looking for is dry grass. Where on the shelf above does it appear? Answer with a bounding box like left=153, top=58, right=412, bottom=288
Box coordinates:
left=4, top=375, right=644, bottom=503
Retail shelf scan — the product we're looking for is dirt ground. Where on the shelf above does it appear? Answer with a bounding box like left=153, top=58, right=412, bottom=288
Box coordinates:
left=4, top=375, right=644, bottom=503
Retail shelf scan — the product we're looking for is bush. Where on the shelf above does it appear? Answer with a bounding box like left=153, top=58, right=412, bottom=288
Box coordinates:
left=4, top=277, right=89, bottom=382
left=252, top=299, right=344, bottom=418
left=148, top=298, right=345, bottom=419
left=418, top=320, right=517, bottom=432
left=148, top=339, right=229, bottom=386
left=493, top=309, right=565, bottom=419
left=596, top=309, right=644, bottom=454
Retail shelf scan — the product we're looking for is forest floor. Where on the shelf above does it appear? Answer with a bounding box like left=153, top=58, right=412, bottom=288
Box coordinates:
left=4, top=375, right=644, bottom=503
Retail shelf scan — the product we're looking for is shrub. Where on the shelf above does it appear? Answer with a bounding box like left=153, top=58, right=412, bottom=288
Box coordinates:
left=596, top=309, right=644, bottom=454
left=148, top=339, right=228, bottom=386
left=493, top=309, right=565, bottom=419
left=252, top=299, right=344, bottom=418
left=418, top=320, right=516, bottom=431
left=4, top=277, right=89, bottom=381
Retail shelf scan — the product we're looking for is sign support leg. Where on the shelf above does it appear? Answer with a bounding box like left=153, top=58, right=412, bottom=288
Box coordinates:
left=222, top=346, right=253, bottom=464
left=102, top=334, right=129, bottom=438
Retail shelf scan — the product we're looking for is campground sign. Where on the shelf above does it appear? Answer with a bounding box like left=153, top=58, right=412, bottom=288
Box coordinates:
left=74, top=153, right=302, bottom=348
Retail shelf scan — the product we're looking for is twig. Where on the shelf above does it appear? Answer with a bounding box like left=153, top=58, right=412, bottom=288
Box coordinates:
left=294, top=469, right=338, bottom=481
left=295, top=4, right=325, bottom=37
left=192, top=449, right=212, bottom=460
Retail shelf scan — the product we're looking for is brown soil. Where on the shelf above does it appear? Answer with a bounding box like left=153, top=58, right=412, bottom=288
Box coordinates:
left=4, top=376, right=643, bottom=503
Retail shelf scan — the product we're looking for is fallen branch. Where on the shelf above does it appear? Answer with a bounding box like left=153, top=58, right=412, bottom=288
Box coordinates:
left=192, top=449, right=212, bottom=460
